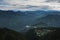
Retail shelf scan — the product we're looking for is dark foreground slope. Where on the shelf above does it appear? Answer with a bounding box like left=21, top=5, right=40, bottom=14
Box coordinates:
left=25, top=28, right=60, bottom=40
left=0, top=28, right=26, bottom=40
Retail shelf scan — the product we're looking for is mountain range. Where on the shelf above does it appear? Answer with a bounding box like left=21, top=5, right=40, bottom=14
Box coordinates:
left=0, top=10, right=60, bottom=32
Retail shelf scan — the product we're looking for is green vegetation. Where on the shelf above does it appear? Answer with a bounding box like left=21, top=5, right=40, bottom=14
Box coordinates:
left=0, top=28, right=26, bottom=40
left=25, top=28, right=60, bottom=40
left=0, top=27, right=60, bottom=40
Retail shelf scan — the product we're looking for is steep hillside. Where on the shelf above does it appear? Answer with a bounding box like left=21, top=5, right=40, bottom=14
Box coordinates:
left=0, top=28, right=26, bottom=40
left=37, top=15, right=60, bottom=27
left=25, top=28, right=60, bottom=40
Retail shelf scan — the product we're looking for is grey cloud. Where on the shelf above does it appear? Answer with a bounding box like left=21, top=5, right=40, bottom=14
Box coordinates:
left=46, top=0, right=60, bottom=3
left=0, top=0, right=3, bottom=1
left=0, top=0, right=8, bottom=5
left=0, top=5, right=51, bottom=11
left=17, top=5, right=50, bottom=9
left=0, top=0, right=59, bottom=11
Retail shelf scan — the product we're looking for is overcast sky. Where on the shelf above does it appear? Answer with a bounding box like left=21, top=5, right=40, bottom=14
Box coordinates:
left=0, top=0, right=60, bottom=11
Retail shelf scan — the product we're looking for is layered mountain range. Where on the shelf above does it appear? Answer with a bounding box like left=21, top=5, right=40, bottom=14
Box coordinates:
left=0, top=10, right=60, bottom=32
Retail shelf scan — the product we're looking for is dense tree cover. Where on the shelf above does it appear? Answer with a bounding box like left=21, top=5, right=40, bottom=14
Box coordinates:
left=0, top=28, right=26, bottom=40
left=0, top=28, right=60, bottom=40
left=25, top=28, right=60, bottom=40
